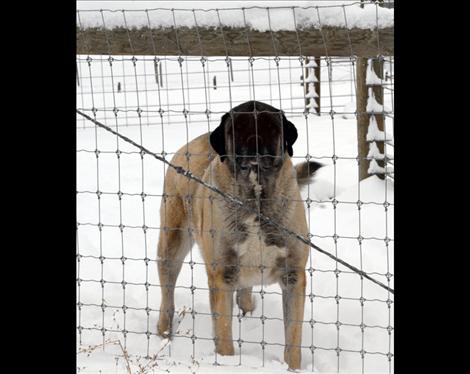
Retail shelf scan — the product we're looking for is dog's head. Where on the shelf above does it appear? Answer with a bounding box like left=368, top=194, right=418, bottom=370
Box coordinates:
left=210, top=101, right=298, bottom=190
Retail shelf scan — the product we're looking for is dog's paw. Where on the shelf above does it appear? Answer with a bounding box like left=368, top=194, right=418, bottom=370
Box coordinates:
left=216, top=343, right=235, bottom=356
left=236, top=289, right=256, bottom=316
left=240, top=296, right=256, bottom=316
left=157, top=316, right=172, bottom=339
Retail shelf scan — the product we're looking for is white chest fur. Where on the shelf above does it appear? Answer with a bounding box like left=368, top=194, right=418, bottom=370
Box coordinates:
left=234, top=215, right=287, bottom=288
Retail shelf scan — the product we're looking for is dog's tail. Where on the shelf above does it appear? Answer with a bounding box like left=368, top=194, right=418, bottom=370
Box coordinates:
left=295, top=161, right=323, bottom=187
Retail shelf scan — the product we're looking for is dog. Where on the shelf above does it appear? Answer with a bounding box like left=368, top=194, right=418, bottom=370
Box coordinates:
left=156, top=101, right=322, bottom=370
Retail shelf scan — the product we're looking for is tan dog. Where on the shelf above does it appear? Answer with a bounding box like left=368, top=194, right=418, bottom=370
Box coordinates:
left=156, top=101, right=322, bottom=370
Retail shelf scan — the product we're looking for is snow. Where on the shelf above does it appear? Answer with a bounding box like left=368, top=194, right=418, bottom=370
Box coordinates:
left=366, top=88, right=384, bottom=113
left=306, top=100, right=318, bottom=109
left=367, top=142, right=384, bottom=161
left=366, top=59, right=383, bottom=86
left=76, top=53, right=394, bottom=373
left=366, top=115, right=393, bottom=144
left=305, top=84, right=319, bottom=99
left=366, top=115, right=381, bottom=142
left=367, top=159, right=385, bottom=175
left=76, top=1, right=394, bottom=31
left=305, top=60, right=318, bottom=68
left=303, top=74, right=319, bottom=84
left=340, top=101, right=356, bottom=120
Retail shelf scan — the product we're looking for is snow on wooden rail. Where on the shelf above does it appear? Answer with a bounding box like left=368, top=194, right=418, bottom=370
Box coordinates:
left=76, top=4, right=394, bottom=57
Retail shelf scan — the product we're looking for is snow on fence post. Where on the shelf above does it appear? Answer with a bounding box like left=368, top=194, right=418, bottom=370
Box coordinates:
left=303, top=57, right=320, bottom=114
left=357, top=56, right=386, bottom=180
left=356, top=57, right=369, bottom=181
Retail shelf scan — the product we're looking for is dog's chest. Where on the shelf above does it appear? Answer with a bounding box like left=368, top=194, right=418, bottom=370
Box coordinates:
left=234, top=215, right=287, bottom=287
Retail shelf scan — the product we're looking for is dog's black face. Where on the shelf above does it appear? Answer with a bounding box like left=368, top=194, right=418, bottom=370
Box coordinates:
left=210, top=101, right=298, bottom=195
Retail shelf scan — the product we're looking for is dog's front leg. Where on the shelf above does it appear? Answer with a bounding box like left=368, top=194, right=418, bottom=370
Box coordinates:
left=281, top=269, right=306, bottom=370
left=208, top=272, right=235, bottom=356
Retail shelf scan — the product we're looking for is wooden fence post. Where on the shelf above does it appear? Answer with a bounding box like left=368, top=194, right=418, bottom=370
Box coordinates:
left=370, top=57, right=385, bottom=180
left=314, top=57, right=321, bottom=114
left=303, top=57, right=320, bottom=115
left=357, top=56, right=386, bottom=181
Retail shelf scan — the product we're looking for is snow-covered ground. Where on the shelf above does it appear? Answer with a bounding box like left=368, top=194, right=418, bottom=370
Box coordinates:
left=76, top=52, right=394, bottom=373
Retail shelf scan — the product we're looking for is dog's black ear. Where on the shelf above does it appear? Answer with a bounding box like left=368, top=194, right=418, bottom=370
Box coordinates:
left=210, top=112, right=230, bottom=162
left=281, top=114, right=298, bottom=157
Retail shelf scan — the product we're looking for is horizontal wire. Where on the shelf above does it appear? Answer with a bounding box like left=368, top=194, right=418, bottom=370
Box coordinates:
left=77, top=326, right=392, bottom=357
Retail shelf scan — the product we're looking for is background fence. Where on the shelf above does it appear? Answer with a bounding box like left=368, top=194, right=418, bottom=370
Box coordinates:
left=76, top=2, right=394, bottom=373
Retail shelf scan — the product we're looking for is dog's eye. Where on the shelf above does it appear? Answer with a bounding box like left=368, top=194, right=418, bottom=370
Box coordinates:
left=239, top=165, right=249, bottom=171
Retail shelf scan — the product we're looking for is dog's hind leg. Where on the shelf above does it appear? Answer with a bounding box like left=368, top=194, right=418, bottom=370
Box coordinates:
left=157, top=194, right=191, bottom=338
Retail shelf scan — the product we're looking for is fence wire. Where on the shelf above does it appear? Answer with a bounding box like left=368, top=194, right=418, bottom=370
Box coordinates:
left=77, top=2, right=394, bottom=373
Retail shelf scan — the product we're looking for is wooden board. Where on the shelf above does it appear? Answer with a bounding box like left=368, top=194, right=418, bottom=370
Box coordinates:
left=77, top=26, right=393, bottom=57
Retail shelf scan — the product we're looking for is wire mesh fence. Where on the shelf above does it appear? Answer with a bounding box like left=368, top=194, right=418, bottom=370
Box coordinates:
left=76, top=2, right=394, bottom=373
